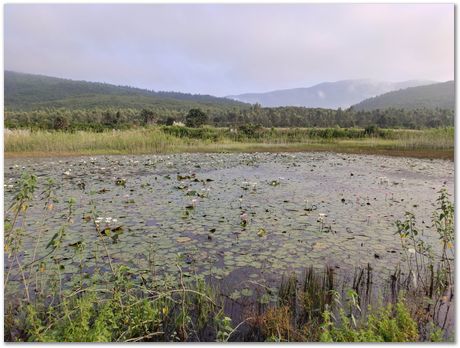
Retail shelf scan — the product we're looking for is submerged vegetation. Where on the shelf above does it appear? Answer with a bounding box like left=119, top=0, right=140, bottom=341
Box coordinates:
left=4, top=126, right=454, bottom=160
left=4, top=169, right=454, bottom=342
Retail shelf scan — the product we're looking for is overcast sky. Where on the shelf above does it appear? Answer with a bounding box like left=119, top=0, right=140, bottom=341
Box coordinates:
left=5, top=4, right=454, bottom=96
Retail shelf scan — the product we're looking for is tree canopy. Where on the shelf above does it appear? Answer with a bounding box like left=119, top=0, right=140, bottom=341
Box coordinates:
left=185, top=109, right=208, bottom=128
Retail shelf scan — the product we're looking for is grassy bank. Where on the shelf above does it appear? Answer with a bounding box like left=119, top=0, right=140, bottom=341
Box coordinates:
left=4, top=126, right=454, bottom=160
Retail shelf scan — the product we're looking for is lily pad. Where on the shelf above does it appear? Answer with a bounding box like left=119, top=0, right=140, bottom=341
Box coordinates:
left=257, top=228, right=267, bottom=237
left=241, top=288, right=253, bottom=297
left=177, top=237, right=192, bottom=243
left=229, top=290, right=241, bottom=300
left=258, top=293, right=271, bottom=304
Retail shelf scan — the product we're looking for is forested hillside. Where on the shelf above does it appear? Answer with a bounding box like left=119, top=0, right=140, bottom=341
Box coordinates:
left=353, top=81, right=455, bottom=111
left=5, top=71, right=248, bottom=111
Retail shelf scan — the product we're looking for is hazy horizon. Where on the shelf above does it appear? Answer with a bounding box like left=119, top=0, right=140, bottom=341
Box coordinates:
left=5, top=4, right=454, bottom=96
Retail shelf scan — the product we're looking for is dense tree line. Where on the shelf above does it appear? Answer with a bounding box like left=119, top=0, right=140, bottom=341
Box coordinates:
left=4, top=104, right=454, bottom=131
left=211, top=105, right=453, bottom=129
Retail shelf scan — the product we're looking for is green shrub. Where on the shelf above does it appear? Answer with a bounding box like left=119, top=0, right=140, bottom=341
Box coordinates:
left=320, top=299, right=419, bottom=342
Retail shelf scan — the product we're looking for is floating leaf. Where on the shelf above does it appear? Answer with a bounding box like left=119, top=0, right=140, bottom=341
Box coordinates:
left=241, top=288, right=253, bottom=297
left=112, top=225, right=124, bottom=233
left=177, top=237, right=192, bottom=243
left=258, top=293, right=270, bottom=304
left=115, top=178, right=126, bottom=187
left=229, top=290, right=241, bottom=301
left=257, top=228, right=267, bottom=237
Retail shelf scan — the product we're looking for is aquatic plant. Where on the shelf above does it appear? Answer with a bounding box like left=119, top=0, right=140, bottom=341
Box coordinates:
left=115, top=178, right=126, bottom=187
left=317, top=213, right=326, bottom=231
left=320, top=296, right=419, bottom=342
left=246, top=268, right=421, bottom=342
left=269, top=179, right=280, bottom=187
left=4, top=176, right=228, bottom=342
left=240, top=213, right=248, bottom=227
left=3, top=168, right=454, bottom=342
left=395, top=188, right=454, bottom=337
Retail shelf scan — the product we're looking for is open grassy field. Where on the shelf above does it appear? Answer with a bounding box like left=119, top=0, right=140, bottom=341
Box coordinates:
left=4, top=126, right=454, bottom=160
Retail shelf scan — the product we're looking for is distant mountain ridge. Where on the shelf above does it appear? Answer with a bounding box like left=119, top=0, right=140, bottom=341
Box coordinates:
left=4, top=70, right=248, bottom=110
left=5, top=71, right=451, bottom=112
left=352, top=81, right=455, bottom=111
left=227, top=79, right=436, bottom=108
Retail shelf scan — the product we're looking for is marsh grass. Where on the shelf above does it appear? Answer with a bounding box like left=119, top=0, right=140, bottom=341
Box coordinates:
left=245, top=268, right=420, bottom=342
left=4, top=126, right=454, bottom=160
left=5, top=128, right=184, bottom=154
left=246, top=261, right=451, bottom=342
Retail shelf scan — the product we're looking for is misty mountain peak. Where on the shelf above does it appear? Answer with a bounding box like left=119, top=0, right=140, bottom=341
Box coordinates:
left=227, top=79, right=436, bottom=109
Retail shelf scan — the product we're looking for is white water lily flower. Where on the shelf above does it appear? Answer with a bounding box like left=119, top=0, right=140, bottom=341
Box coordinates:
left=318, top=213, right=326, bottom=222
left=408, top=248, right=416, bottom=254
left=95, top=217, right=103, bottom=226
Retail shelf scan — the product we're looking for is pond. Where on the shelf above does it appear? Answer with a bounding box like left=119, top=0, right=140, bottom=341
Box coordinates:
left=4, top=152, right=454, bottom=305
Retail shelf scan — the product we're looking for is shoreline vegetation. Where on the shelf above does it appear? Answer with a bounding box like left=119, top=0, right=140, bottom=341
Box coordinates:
left=4, top=126, right=454, bottom=160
